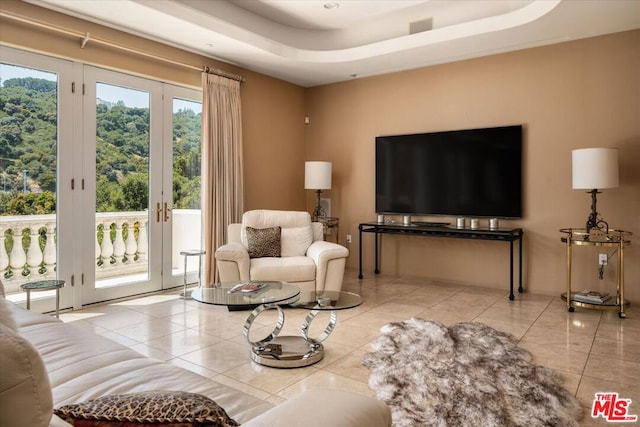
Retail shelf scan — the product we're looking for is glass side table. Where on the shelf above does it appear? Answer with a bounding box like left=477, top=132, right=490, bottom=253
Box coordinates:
left=179, top=249, right=205, bottom=299
left=560, top=228, right=631, bottom=318
left=20, top=279, right=66, bottom=318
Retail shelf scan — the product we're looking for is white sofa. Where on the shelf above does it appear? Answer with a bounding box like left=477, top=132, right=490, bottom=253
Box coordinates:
left=0, top=292, right=391, bottom=426
left=215, top=210, right=349, bottom=292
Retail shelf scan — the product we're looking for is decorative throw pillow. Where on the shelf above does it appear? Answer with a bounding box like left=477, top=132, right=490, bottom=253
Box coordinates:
left=245, top=226, right=281, bottom=258
left=53, top=391, right=239, bottom=427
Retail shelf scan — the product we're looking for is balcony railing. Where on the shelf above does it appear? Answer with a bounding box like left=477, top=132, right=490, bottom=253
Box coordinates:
left=0, top=210, right=201, bottom=295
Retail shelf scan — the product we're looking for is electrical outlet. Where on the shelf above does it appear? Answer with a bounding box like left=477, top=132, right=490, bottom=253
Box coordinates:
left=346, top=234, right=352, bottom=244
left=599, top=253, right=607, bottom=266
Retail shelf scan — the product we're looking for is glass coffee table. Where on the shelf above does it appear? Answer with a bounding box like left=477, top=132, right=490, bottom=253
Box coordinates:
left=191, top=281, right=299, bottom=308
left=192, top=282, right=363, bottom=368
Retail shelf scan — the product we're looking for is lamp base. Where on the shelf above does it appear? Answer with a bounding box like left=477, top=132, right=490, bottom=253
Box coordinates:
left=585, top=189, right=609, bottom=234
left=312, top=189, right=326, bottom=221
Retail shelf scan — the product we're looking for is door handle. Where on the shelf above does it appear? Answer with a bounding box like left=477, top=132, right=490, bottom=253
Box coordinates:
left=164, top=202, right=172, bottom=222
left=152, top=202, right=162, bottom=222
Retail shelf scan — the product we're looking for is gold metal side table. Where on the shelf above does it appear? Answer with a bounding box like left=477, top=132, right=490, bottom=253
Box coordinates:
left=317, top=217, right=339, bottom=243
left=560, top=228, right=631, bottom=318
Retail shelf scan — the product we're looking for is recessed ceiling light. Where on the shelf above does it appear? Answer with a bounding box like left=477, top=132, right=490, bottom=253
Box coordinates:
left=324, top=2, right=339, bottom=10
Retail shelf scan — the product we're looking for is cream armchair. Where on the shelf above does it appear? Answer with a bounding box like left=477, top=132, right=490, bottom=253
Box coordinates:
left=215, top=210, right=349, bottom=292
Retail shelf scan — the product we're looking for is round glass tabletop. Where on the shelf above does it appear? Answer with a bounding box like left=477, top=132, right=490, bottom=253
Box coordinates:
left=290, top=290, right=363, bottom=310
left=191, top=281, right=300, bottom=306
left=20, top=279, right=66, bottom=291
left=179, top=249, right=206, bottom=256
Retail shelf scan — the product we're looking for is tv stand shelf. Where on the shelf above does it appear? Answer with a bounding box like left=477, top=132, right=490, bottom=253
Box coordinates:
left=410, top=221, right=451, bottom=227
left=358, top=222, right=524, bottom=300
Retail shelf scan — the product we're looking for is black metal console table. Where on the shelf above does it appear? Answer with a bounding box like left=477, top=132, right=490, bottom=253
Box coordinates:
left=358, top=222, right=524, bottom=300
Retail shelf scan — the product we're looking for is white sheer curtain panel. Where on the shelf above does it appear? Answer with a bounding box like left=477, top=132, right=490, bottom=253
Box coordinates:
left=201, top=73, right=244, bottom=285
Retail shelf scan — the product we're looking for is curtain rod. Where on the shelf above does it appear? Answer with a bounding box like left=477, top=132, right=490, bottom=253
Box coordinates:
left=203, top=66, right=246, bottom=83
left=0, top=10, right=246, bottom=83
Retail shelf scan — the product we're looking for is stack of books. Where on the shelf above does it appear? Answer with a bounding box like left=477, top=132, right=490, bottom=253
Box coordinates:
left=573, top=290, right=613, bottom=304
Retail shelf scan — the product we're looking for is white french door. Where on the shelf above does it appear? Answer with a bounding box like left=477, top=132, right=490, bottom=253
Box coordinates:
left=162, top=86, right=203, bottom=290
left=82, top=67, right=203, bottom=305
left=0, top=46, right=75, bottom=314
left=1, top=47, right=203, bottom=310
left=80, top=67, right=164, bottom=303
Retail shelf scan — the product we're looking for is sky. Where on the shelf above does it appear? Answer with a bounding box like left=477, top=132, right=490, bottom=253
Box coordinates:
left=96, top=82, right=149, bottom=108
left=0, top=63, right=56, bottom=82
left=1, top=63, right=201, bottom=113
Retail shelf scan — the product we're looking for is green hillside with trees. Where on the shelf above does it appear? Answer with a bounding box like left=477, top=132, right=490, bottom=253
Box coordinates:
left=0, top=77, right=201, bottom=215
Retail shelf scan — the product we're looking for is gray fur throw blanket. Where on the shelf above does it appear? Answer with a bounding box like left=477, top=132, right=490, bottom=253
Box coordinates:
left=362, top=318, right=583, bottom=427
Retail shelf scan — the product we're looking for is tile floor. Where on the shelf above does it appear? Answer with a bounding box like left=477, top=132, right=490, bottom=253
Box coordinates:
left=59, top=271, right=640, bottom=426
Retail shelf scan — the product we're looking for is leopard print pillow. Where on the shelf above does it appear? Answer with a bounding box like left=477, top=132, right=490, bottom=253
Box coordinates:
left=53, top=391, right=239, bottom=427
left=246, top=226, right=281, bottom=258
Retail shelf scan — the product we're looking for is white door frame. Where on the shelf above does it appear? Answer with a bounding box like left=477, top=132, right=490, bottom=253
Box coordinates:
left=0, top=46, right=77, bottom=313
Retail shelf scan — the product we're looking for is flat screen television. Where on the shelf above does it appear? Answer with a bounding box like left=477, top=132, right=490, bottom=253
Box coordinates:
left=375, top=125, right=523, bottom=218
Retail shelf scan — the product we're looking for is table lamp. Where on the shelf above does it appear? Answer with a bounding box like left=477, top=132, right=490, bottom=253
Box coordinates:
left=305, top=161, right=332, bottom=221
left=572, top=148, right=619, bottom=233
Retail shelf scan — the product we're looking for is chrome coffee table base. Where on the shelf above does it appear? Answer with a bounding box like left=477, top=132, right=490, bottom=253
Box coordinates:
left=250, top=336, right=324, bottom=368
left=192, top=285, right=362, bottom=369
left=244, top=303, right=337, bottom=368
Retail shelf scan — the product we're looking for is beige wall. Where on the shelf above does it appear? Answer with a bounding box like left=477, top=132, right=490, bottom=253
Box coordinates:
left=305, top=30, right=640, bottom=302
left=0, top=0, right=307, bottom=212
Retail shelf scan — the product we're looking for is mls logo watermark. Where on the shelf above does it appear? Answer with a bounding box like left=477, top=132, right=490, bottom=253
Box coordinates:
left=592, top=392, right=638, bottom=422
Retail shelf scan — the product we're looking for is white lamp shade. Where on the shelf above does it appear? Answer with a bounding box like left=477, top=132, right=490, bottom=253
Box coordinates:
left=305, top=161, right=332, bottom=190
left=572, top=148, right=619, bottom=190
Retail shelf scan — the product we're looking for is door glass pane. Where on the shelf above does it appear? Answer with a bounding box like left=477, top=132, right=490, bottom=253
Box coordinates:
left=171, top=98, right=202, bottom=278
left=0, top=64, right=59, bottom=298
left=95, top=83, right=150, bottom=288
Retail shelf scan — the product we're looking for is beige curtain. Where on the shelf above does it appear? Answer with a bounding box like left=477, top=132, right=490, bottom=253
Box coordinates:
left=202, top=73, right=243, bottom=286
